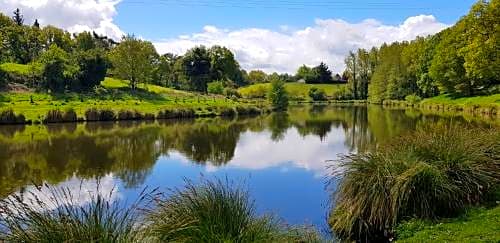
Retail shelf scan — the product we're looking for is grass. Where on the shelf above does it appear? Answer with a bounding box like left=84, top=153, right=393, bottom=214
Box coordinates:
left=238, top=82, right=344, bottom=101
left=0, top=178, right=324, bottom=242
left=328, top=124, right=500, bottom=241
left=396, top=205, right=500, bottom=242
left=421, top=93, right=500, bottom=106
left=0, top=182, right=150, bottom=242
left=0, top=77, right=263, bottom=123
left=143, top=178, right=323, bottom=242
left=0, top=63, right=33, bottom=75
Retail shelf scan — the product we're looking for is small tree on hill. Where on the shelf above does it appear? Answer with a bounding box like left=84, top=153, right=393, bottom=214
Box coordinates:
left=267, top=76, right=288, bottom=111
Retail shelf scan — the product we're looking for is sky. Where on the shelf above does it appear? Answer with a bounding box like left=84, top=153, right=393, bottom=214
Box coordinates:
left=0, top=0, right=477, bottom=73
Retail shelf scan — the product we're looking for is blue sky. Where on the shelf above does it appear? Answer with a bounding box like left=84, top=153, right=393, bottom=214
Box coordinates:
left=114, top=0, right=476, bottom=40
left=0, top=0, right=478, bottom=73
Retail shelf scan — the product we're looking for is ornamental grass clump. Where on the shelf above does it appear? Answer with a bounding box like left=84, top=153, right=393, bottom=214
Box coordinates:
left=143, top=178, right=291, bottom=242
left=0, top=183, right=153, bottom=243
left=329, top=124, right=500, bottom=241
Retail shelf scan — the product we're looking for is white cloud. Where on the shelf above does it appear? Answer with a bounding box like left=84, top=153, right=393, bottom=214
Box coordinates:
left=154, top=15, right=448, bottom=74
left=0, top=0, right=124, bottom=40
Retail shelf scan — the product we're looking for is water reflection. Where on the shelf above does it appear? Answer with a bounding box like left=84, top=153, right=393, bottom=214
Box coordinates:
left=0, top=105, right=496, bottom=226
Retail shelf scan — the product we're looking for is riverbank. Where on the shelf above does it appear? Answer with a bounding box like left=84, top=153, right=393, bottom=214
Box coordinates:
left=381, top=94, right=500, bottom=117
left=0, top=78, right=268, bottom=125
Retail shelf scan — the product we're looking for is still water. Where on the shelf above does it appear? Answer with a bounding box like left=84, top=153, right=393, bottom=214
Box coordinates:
left=0, top=105, right=495, bottom=231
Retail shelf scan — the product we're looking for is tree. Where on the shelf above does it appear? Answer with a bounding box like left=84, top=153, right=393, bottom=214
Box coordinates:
left=73, top=49, right=108, bottom=91
left=345, top=51, right=358, bottom=99
left=74, top=32, right=96, bottom=51
left=37, top=44, right=71, bottom=92
left=153, top=53, right=179, bottom=87
left=309, top=87, right=327, bottom=101
left=267, top=76, right=288, bottom=111
left=40, top=26, right=73, bottom=52
left=176, top=46, right=211, bottom=92
left=296, top=65, right=312, bottom=81
left=208, top=45, right=241, bottom=84
left=109, top=36, right=158, bottom=91
left=312, top=62, right=333, bottom=84
left=207, top=81, right=224, bottom=94
left=33, top=19, right=40, bottom=28
left=12, top=8, right=23, bottom=26
left=248, top=70, right=267, bottom=83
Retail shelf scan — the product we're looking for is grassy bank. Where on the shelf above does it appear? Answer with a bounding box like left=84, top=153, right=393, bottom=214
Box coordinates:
left=0, top=78, right=267, bottom=124
left=382, top=94, right=500, bottom=116
left=329, top=124, right=500, bottom=241
left=396, top=205, right=500, bottom=242
left=238, top=83, right=345, bottom=101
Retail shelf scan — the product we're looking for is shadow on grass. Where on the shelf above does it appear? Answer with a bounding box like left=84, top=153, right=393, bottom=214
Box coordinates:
left=48, top=86, right=168, bottom=103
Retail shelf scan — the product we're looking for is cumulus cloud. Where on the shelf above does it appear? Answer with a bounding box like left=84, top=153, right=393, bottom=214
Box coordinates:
left=154, top=15, right=448, bottom=74
left=0, top=0, right=124, bottom=39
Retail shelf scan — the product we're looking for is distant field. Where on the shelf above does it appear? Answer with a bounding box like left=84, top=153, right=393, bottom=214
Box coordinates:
left=238, top=82, right=345, bottom=100
left=0, top=78, right=248, bottom=122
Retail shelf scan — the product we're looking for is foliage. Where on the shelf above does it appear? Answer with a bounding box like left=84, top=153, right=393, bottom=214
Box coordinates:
left=404, top=94, right=422, bottom=105
left=247, top=70, right=267, bottom=83
left=36, top=44, right=71, bottom=92
left=207, top=80, right=225, bottom=94
left=0, top=183, right=147, bottom=242
left=329, top=124, right=500, bottom=241
left=0, top=108, right=26, bottom=124
left=109, top=35, right=157, bottom=90
left=267, top=77, right=289, bottom=111
left=73, top=49, right=107, bottom=91
left=308, top=87, right=327, bottom=101
left=143, top=178, right=304, bottom=242
left=296, top=63, right=333, bottom=84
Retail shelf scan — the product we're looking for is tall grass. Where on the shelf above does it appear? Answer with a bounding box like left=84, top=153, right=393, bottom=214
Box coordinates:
left=143, top=178, right=323, bottom=242
left=0, top=182, right=153, bottom=243
left=328, top=124, right=500, bottom=241
left=0, top=109, right=26, bottom=125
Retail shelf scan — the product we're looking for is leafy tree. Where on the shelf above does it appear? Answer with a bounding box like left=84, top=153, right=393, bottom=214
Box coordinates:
left=73, top=49, right=107, bottom=91
left=296, top=65, right=312, bottom=81
left=176, top=46, right=211, bottom=92
left=37, top=44, right=71, bottom=92
left=267, top=76, right=288, bottom=111
left=33, top=19, right=40, bottom=28
left=344, top=51, right=358, bottom=99
left=247, top=70, right=267, bottom=83
left=208, top=46, right=242, bottom=84
left=109, top=36, right=158, bottom=90
left=74, top=32, right=96, bottom=51
left=153, top=53, right=179, bottom=87
left=40, top=26, right=73, bottom=52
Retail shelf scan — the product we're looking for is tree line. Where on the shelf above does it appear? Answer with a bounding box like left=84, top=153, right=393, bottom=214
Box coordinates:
left=341, top=0, right=499, bottom=103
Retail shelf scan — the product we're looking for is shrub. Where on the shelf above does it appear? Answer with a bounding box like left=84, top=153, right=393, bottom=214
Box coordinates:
left=332, top=86, right=352, bottom=100
left=235, top=106, right=262, bottom=116
left=207, top=81, right=224, bottom=94
left=223, top=87, right=241, bottom=98
left=308, top=87, right=327, bottom=101
left=85, top=108, right=116, bottom=121
left=0, top=109, right=26, bottom=125
left=143, top=178, right=283, bottom=242
left=329, top=124, right=500, bottom=241
left=157, top=108, right=196, bottom=119
left=404, top=94, right=422, bottom=105
left=117, top=110, right=144, bottom=120
left=44, top=109, right=78, bottom=123
left=219, top=107, right=237, bottom=117
left=0, top=183, right=147, bottom=242
left=240, top=84, right=268, bottom=98
left=267, top=78, right=288, bottom=111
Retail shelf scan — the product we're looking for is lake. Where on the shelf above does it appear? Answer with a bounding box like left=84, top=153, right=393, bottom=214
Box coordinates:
left=0, top=105, right=496, bottom=233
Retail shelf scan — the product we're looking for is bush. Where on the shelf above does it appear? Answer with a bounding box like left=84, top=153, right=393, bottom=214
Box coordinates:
left=207, top=81, right=224, bottom=94
left=117, top=110, right=143, bottom=120
left=223, top=87, right=241, bottom=98
left=308, top=87, right=327, bottom=101
left=235, top=106, right=262, bottom=116
left=157, top=108, right=196, bottom=119
left=0, top=183, right=146, bottom=242
left=0, top=109, right=26, bottom=125
left=267, top=78, right=288, bottom=111
left=240, top=84, right=268, bottom=98
left=85, top=108, right=116, bottom=122
left=329, top=124, right=500, bottom=241
left=143, top=178, right=284, bottom=242
left=405, top=94, right=422, bottom=105
left=44, top=109, right=78, bottom=123
left=332, top=86, right=352, bottom=100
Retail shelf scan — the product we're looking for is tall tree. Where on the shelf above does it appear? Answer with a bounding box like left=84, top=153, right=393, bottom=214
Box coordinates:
left=345, top=51, right=358, bottom=99
left=208, top=45, right=241, bottom=84
left=177, top=46, right=211, bottom=92
left=109, top=36, right=158, bottom=90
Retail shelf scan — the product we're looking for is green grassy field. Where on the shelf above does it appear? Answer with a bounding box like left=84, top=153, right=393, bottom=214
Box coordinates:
left=238, top=82, right=345, bottom=100
left=0, top=63, right=33, bottom=75
left=397, top=205, right=500, bottom=242
left=0, top=78, right=258, bottom=122
left=421, top=94, right=500, bottom=107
